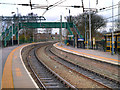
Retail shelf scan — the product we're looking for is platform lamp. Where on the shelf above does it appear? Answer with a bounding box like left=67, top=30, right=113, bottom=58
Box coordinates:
left=16, top=8, right=20, bottom=46
left=66, top=8, right=71, bottom=22
left=84, top=13, right=87, bottom=49
left=89, top=0, right=92, bottom=49
left=11, top=12, right=15, bottom=46
left=60, top=15, right=62, bottom=46
left=111, top=0, right=114, bottom=55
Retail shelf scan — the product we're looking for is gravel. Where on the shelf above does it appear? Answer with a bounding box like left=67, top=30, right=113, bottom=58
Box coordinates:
left=36, top=46, right=105, bottom=88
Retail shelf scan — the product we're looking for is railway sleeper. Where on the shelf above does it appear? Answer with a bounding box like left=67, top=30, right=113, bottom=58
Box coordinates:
left=49, top=46, right=120, bottom=88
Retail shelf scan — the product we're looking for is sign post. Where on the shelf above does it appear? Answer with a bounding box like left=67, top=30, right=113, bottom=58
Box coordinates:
left=93, top=37, right=95, bottom=49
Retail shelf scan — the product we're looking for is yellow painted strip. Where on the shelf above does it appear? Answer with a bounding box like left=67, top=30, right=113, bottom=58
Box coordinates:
left=15, top=68, right=22, bottom=77
left=14, top=56, right=17, bottom=59
left=1, top=45, right=23, bottom=89
left=56, top=44, right=119, bottom=62
left=1, top=42, right=41, bottom=89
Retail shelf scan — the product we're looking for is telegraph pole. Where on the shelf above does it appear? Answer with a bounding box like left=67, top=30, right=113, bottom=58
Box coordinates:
left=84, top=14, right=87, bottom=48
left=60, top=15, right=62, bottom=46
left=111, top=0, right=114, bottom=55
left=11, top=12, right=15, bottom=46
left=81, top=0, right=84, bottom=12
left=69, top=9, right=70, bottom=22
left=12, top=22, right=14, bottom=46
left=17, top=8, right=19, bottom=45
left=89, top=0, right=92, bottom=49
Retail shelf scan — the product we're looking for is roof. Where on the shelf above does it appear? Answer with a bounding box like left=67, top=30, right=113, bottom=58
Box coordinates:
left=104, top=30, right=120, bottom=36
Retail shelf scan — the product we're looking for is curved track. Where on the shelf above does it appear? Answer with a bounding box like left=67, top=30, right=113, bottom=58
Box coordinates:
left=44, top=44, right=120, bottom=89
left=26, top=43, right=76, bottom=89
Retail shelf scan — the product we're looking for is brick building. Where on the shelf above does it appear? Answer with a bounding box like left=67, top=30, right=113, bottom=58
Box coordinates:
left=34, top=33, right=60, bottom=41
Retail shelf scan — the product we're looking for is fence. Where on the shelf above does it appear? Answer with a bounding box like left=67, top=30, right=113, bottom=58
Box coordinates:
left=77, top=41, right=85, bottom=48
left=1, top=40, right=18, bottom=47
left=93, top=41, right=106, bottom=51
left=67, top=40, right=75, bottom=47
left=67, top=40, right=106, bottom=51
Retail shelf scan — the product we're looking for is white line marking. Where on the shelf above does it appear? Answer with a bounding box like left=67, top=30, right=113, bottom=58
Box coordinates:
left=20, top=44, right=39, bottom=88
left=54, top=43, right=119, bottom=65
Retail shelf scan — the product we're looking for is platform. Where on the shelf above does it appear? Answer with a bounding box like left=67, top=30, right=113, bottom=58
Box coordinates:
left=0, top=45, right=19, bottom=89
left=1, top=44, right=38, bottom=89
left=54, top=43, right=119, bottom=66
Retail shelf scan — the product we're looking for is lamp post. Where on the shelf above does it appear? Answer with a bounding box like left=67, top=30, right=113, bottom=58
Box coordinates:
left=11, top=12, right=15, bottom=46
left=66, top=8, right=70, bottom=22
left=84, top=14, right=87, bottom=49
left=17, top=8, right=19, bottom=45
left=89, top=0, right=92, bottom=49
left=12, top=21, right=14, bottom=46
left=111, top=0, right=114, bottom=55
left=60, top=15, right=62, bottom=46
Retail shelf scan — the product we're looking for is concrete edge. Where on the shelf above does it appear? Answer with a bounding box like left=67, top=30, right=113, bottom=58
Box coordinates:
left=1, top=46, right=21, bottom=89
left=53, top=43, right=120, bottom=66
left=20, top=43, right=39, bottom=88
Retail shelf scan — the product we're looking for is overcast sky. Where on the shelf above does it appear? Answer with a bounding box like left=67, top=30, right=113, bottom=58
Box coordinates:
left=0, top=0, right=120, bottom=32
left=0, top=0, right=119, bottom=21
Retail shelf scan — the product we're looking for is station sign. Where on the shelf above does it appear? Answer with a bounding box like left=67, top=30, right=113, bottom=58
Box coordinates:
left=78, top=38, right=84, bottom=41
left=68, top=35, right=74, bottom=37
left=93, top=37, right=95, bottom=45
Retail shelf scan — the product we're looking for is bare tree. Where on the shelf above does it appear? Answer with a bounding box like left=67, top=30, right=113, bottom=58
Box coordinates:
left=68, top=12, right=107, bottom=40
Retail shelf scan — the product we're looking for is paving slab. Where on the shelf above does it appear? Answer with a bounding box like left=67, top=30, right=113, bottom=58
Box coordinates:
left=1, top=44, right=38, bottom=89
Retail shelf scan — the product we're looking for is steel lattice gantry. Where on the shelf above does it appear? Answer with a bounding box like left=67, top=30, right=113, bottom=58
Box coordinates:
left=20, top=22, right=83, bottom=38
left=1, top=21, right=83, bottom=46
left=20, top=22, right=72, bottom=28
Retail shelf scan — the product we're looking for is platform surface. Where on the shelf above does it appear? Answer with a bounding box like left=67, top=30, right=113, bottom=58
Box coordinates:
left=1, top=44, right=38, bottom=89
left=54, top=43, right=119, bottom=65
left=0, top=45, right=18, bottom=89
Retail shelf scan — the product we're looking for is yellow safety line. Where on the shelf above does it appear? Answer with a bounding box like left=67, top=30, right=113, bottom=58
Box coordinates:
left=1, top=45, right=23, bottom=89
left=1, top=42, right=42, bottom=89
left=56, top=44, right=119, bottom=62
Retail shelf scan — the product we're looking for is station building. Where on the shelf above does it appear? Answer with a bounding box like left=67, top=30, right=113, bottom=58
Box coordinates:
left=104, top=30, right=120, bottom=54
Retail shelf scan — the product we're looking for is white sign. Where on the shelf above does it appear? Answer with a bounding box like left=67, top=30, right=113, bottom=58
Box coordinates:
left=78, top=38, right=84, bottom=41
left=13, top=34, right=15, bottom=36
left=68, top=35, right=74, bottom=37
left=93, top=37, right=95, bottom=45
left=0, top=16, right=2, bottom=37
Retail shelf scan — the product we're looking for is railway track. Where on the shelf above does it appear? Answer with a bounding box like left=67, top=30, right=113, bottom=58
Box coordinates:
left=44, top=44, right=120, bottom=89
left=26, top=43, right=76, bottom=89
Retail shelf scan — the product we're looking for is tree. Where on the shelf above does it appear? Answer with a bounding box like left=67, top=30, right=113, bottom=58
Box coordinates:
left=69, top=12, right=107, bottom=40
left=115, top=19, right=120, bottom=31
left=19, top=13, right=39, bottom=42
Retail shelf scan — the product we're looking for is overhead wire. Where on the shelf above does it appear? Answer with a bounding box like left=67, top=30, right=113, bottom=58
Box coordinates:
left=0, top=2, right=16, bottom=5
left=42, top=0, right=67, bottom=16
left=99, top=3, right=118, bottom=10
left=42, top=0, right=66, bottom=15
left=96, top=3, right=120, bottom=23
left=105, top=14, right=120, bottom=21
left=98, top=4, right=119, bottom=13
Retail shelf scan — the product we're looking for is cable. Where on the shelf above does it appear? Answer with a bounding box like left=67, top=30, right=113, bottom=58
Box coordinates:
left=47, top=0, right=67, bottom=10
left=98, top=3, right=119, bottom=13
left=42, top=0, right=66, bottom=15
left=0, top=2, right=16, bottom=5
left=99, top=3, right=118, bottom=10
left=105, top=14, right=120, bottom=20
left=98, top=6, right=118, bottom=13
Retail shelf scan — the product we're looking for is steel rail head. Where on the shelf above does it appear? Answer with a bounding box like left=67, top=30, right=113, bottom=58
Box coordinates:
left=34, top=46, right=77, bottom=89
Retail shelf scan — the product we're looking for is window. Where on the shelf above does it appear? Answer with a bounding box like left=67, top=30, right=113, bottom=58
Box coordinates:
left=117, top=43, right=120, bottom=46
left=117, top=37, right=120, bottom=41
left=107, top=38, right=110, bottom=41
left=107, top=42, right=110, bottom=46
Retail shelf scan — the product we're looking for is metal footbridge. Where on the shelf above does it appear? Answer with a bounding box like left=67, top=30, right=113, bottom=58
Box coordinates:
left=0, top=16, right=83, bottom=47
